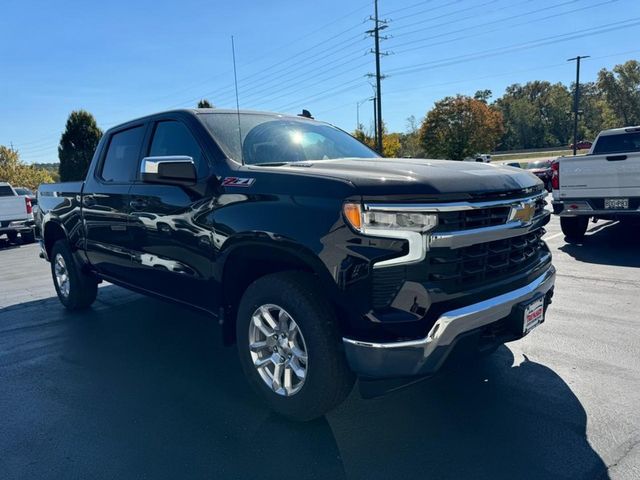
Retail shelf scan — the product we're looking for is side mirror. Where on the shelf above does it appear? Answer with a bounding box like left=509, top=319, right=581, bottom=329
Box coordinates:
left=141, top=156, right=197, bottom=185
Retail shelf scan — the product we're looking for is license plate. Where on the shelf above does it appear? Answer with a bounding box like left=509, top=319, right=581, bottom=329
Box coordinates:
left=523, top=297, right=544, bottom=334
left=604, top=198, right=629, bottom=209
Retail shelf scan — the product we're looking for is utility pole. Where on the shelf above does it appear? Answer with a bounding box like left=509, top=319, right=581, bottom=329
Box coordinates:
left=568, top=55, right=589, bottom=156
left=372, top=95, right=378, bottom=147
left=356, top=97, right=374, bottom=130
left=367, top=0, right=388, bottom=154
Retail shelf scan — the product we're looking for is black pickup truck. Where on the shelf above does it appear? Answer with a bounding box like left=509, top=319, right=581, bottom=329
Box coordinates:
left=37, top=109, right=555, bottom=420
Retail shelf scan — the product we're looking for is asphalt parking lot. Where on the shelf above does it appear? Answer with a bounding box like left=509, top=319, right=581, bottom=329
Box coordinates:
left=1, top=212, right=639, bottom=479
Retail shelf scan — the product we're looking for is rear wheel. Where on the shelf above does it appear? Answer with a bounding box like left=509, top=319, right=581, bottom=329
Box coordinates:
left=236, top=271, right=355, bottom=421
left=6, top=231, right=18, bottom=243
left=21, top=229, right=35, bottom=243
left=50, top=240, right=98, bottom=310
left=561, top=216, right=589, bottom=241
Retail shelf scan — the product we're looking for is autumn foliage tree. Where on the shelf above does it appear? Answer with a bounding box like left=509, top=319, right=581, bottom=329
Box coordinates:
left=58, top=110, right=102, bottom=182
left=0, top=146, right=54, bottom=190
left=419, top=95, right=504, bottom=160
left=353, top=123, right=402, bottom=157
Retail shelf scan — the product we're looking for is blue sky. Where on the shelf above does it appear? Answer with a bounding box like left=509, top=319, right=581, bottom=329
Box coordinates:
left=1, top=0, right=639, bottom=163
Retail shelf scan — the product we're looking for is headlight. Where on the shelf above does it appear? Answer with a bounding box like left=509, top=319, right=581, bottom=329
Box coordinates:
left=343, top=203, right=438, bottom=233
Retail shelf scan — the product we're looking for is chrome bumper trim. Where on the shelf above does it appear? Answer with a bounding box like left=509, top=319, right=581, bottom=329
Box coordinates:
left=343, top=265, right=556, bottom=378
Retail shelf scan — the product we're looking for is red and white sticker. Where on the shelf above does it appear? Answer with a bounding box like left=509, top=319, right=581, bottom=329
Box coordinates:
left=523, top=297, right=544, bottom=334
left=222, top=177, right=255, bottom=188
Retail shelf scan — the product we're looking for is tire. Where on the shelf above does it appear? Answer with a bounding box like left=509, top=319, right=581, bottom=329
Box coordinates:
left=50, top=240, right=98, bottom=310
left=236, top=271, right=355, bottom=421
left=6, top=231, right=18, bottom=243
left=21, top=229, right=35, bottom=243
left=561, top=216, right=589, bottom=242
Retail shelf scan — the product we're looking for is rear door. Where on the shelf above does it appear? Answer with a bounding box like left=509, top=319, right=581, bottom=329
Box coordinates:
left=127, top=117, right=216, bottom=307
left=559, top=131, right=640, bottom=199
left=83, top=124, right=146, bottom=279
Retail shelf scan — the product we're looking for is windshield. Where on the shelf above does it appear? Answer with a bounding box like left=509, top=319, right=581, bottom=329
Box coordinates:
left=14, top=188, right=33, bottom=196
left=592, top=131, right=640, bottom=155
left=200, top=113, right=379, bottom=165
left=526, top=161, right=549, bottom=169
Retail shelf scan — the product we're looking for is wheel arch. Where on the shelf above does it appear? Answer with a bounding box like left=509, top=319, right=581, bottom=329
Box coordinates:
left=218, top=240, right=343, bottom=344
left=43, top=220, right=68, bottom=258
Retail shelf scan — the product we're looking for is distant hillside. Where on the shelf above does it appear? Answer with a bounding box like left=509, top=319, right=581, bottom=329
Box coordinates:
left=32, top=163, right=60, bottom=182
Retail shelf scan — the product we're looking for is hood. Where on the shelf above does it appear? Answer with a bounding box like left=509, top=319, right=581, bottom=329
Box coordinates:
left=250, top=158, right=542, bottom=199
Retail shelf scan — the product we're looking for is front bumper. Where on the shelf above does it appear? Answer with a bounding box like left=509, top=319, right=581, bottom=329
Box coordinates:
left=343, top=264, right=556, bottom=378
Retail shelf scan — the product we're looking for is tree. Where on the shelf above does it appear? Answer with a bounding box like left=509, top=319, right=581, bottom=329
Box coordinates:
left=494, top=81, right=572, bottom=150
left=398, top=115, right=425, bottom=158
left=597, top=60, right=640, bottom=126
left=58, top=110, right=102, bottom=182
left=0, top=146, right=54, bottom=190
left=474, top=89, right=492, bottom=103
left=352, top=122, right=401, bottom=157
left=578, top=81, right=617, bottom=140
left=197, top=99, right=214, bottom=108
left=419, top=95, right=504, bottom=160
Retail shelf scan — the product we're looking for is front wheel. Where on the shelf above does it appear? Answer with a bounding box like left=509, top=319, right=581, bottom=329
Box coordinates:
left=561, top=216, right=589, bottom=242
left=50, top=240, right=98, bottom=310
left=236, top=271, right=355, bottom=421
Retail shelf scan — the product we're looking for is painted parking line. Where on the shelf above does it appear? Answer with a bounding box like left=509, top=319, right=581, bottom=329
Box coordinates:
left=544, top=232, right=564, bottom=241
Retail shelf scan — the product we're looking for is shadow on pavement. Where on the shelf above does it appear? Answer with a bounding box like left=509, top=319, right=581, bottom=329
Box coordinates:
left=559, top=220, right=640, bottom=268
left=0, top=287, right=608, bottom=479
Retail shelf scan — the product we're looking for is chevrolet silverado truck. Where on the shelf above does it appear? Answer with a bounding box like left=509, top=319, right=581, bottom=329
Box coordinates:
left=0, top=182, right=36, bottom=243
left=37, top=109, right=555, bottom=420
left=552, top=126, right=640, bottom=240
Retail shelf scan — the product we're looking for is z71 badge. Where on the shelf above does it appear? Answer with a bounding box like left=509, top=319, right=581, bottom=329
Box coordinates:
left=222, top=177, right=255, bottom=187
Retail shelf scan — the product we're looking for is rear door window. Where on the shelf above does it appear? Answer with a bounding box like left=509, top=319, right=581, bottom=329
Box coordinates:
left=592, top=132, right=640, bottom=155
left=148, top=121, right=208, bottom=178
left=0, top=185, right=15, bottom=196
left=101, top=126, right=145, bottom=182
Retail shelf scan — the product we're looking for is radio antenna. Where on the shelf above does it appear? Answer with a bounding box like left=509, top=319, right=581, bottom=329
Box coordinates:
left=231, top=35, right=243, bottom=165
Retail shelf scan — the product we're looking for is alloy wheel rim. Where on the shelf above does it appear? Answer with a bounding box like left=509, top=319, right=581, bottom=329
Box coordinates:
left=248, top=304, right=308, bottom=396
left=54, top=253, right=70, bottom=298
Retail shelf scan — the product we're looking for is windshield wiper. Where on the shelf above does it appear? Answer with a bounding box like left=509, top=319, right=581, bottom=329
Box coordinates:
left=254, top=162, right=290, bottom=167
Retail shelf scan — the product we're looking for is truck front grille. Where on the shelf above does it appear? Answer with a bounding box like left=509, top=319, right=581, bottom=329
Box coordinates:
left=435, top=195, right=546, bottom=232
left=426, top=228, right=546, bottom=292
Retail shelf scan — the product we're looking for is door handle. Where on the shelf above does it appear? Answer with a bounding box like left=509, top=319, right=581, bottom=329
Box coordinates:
left=129, top=199, right=148, bottom=209
left=606, top=155, right=627, bottom=161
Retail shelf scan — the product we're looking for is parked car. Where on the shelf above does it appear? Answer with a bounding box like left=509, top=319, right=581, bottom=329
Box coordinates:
left=553, top=126, right=640, bottom=240
left=13, top=186, right=37, bottom=206
left=526, top=159, right=553, bottom=192
left=0, top=182, right=36, bottom=243
left=569, top=140, right=593, bottom=150
left=464, top=153, right=492, bottom=163
left=37, top=109, right=555, bottom=420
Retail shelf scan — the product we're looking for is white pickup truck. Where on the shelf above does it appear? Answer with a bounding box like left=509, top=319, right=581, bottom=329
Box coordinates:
left=552, top=126, right=640, bottom=240
left=0, top=182, right=36, bottom=243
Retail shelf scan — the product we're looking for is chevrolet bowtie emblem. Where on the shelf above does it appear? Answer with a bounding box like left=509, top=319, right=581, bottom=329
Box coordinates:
left=510, top=202, right=535, bottom=223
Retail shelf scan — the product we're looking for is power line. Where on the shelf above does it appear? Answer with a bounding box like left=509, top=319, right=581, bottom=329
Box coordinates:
left=387, top=17, right=640, bottom=76
left=389, top=0, right=504, bottom=36
left=388, top=0, right=616, bottom=54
